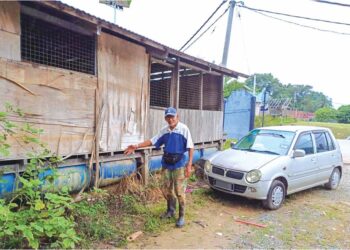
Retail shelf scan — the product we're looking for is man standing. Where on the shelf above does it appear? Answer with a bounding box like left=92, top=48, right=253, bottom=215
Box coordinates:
left=124, top=107, right=194, bottom=228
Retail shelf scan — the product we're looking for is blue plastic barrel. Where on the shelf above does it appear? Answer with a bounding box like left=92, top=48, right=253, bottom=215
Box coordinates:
left=39, top=164, right=90, bottom=193
left=202, top=147, right=218, bottom=158
left=149, top=155, right=163, bottom=172
left=99, top=159, right=137, bottom=186
left=0, top=173, right=16, bottom=198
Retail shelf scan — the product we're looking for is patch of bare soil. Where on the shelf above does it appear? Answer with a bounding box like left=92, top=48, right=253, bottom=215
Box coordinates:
left=128, top=164, right=350, bottom=249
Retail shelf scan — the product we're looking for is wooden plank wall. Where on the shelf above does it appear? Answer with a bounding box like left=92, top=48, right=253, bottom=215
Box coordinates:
left=97, top=32, right=149, bottom=151
left=147, top=109, right=223, bottom=143
left=0, top=58, right=97, bottom=160
left=0, top=2, right=20, bottom=61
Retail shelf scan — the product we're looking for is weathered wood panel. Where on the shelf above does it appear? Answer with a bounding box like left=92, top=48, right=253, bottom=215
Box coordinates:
left=147, top=109, right=223, bottom=143
left=0, top=58, right=97, bottom=160
left=0, top=2, right=20, bottom=60
left=97, top=32, right=149, bottom=151
left=0, top=31, right=20, bottom=61
left=0, top=1, right=20, bottom=34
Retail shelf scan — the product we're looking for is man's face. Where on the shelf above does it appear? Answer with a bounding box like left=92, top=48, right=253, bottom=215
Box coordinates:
left=165, top=115, right=179, bottom=128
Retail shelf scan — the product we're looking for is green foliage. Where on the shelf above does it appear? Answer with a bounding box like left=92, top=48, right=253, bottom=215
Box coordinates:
left=315, top=107, right=337, bottom=122
left=246, top=73, right=332, bottom=112
left=121, top=194, right=147, bottom=214
left=336, top=105, right=350, bottom=124
left=224, top=77, right=246, bottom=98
left=120, top=194, right=164, bottom=233
left=246, top=73, right=280, bottom=94
left=0, top=104, right=80, bottom=249
left=0, top=163, right=80, bottom=249
left=254, top=115, right=297, bottom=128
left=73, top=199, right=116, bottom=243
left=223, top=138, right=238, bottom=149
left=189, top=172, right=198, bottom=182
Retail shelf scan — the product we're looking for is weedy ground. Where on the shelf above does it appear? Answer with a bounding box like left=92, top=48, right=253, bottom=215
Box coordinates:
left=73, top=171, right=212, bottom=248
left=73, top=164, right=350, bottom=249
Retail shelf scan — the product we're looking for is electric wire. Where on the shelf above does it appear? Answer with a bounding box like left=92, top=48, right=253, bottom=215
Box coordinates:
left=179, top=0, right=228, bottom=51
left=238, top=3, right=350, bottom=27
left=313, top=0, right=350, bottom=8
left=182, top=5, right=230, bottom=52
left=240, top=5, right=350, bottom=36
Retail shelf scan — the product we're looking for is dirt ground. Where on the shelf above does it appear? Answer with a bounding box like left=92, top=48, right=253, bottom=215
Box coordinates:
left=128, top=164, right=350, bottom=249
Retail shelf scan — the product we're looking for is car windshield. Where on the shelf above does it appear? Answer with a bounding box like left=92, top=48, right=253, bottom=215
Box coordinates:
left=233, top=129, right=295, bottom=155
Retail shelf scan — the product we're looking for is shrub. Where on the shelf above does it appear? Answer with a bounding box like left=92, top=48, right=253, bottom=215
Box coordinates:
left=0, top=104, right=80, bottom=249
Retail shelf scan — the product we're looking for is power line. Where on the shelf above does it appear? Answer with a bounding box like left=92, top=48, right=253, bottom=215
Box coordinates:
left=240, top=5, right=350, bottom=36
left=182, top=6, right=230, bottom=52
left=238, top=3, right=350, bottom=27
left=179, top=0, right=228, bottom=51
left=313, top=0, right=350, bottom=8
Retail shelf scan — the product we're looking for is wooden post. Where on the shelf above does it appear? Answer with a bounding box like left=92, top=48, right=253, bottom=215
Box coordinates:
left=141, top=149, right=150, bottom=185
left=94, top=86, right=100, bottom=188
left=218, top=139, right=224, bottom=151
left=174, top=58, right=180, bottom=108
left=199, top=72, right=203, bottom=110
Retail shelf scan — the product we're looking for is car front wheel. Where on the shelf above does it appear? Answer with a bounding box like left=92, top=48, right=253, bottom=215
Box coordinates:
left=262, top=180, right=286, bottom=210
left=325, top=168, right=341, bottom=190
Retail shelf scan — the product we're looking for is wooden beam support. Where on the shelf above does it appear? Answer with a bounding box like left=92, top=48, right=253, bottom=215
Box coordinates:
left=174, top=58, right=180, bottom=108
left=200, top=72, right=203, bottom=110
left=140, top=149, right=150, bottom=185
left=151, top=58, right=174, bottom=68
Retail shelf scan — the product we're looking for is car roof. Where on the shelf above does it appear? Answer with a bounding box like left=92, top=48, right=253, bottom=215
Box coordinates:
left=256, top=125, right=330, bottom=133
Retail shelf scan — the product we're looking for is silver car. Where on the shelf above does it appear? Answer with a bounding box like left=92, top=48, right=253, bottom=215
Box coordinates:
left=200, top=126, right=343, bottom=210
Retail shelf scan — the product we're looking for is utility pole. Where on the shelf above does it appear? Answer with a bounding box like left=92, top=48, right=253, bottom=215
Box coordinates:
left=253, top=74, right=256, bottom=96
left=221, top=0, right=236, bottom=67
left=112, top=1, right=117, bottom=23
left=261, top=86, right=271, bottom=127
left=262, top=89, right=267, bottom=127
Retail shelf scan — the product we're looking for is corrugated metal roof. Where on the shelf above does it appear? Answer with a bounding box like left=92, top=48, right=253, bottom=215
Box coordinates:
left=34, top=0, right=248, bottom=78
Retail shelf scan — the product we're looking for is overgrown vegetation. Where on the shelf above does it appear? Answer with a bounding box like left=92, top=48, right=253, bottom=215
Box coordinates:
left=252, top=114, right=350, bottom=139
left=0, top=104, right=80, bottom=249
left=71, top=173, right=211, bottom=248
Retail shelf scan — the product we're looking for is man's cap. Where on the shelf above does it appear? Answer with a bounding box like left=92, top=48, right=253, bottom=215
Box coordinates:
left=164, top=107, right=177, bottom=117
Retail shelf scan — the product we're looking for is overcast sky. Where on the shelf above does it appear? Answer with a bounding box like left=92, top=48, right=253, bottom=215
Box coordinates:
left=61, top=0, right=350, bottom=108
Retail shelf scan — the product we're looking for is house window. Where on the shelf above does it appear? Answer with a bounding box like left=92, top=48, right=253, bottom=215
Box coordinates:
left=179, top=67, right=201, bottom=110
left=20, top=13, right=96, bottom=75
left=150, top=63, right=172, bottom=107
left=203, top=74, right=222, bottom=111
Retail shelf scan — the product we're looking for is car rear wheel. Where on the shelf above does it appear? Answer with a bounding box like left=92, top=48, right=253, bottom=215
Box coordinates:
left=325, top=168, right=341, bottom=190
left=262, top=180, right=286, bottom=210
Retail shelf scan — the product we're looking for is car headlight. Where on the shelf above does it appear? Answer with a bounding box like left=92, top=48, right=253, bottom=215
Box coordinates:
left=204, top=160, right=212, bottom=173
left=246, top=169, right=262, bottom=183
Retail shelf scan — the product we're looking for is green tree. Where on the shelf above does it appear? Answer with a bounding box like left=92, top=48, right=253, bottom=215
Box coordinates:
left=315, top=107, right=337, bottom=122
left=224, top=77, right=245, bottom=98
left=245, top=73, right=282, bottom=94
left=245, top=73, right=332, bottom=112
left=337, top=105, right=350, bottom=124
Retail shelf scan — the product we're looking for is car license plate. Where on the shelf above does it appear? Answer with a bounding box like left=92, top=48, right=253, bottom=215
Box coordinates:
left=214, top=179, right=232, bottom=191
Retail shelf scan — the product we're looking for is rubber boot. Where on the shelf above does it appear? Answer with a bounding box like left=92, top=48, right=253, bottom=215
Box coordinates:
left=160, top=198, right=176, bottom=219
left=176, top=204, right=185, bottom=228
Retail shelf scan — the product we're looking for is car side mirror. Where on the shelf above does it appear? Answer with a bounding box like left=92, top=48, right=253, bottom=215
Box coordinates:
left=293, top=149, right=306, bottom=158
